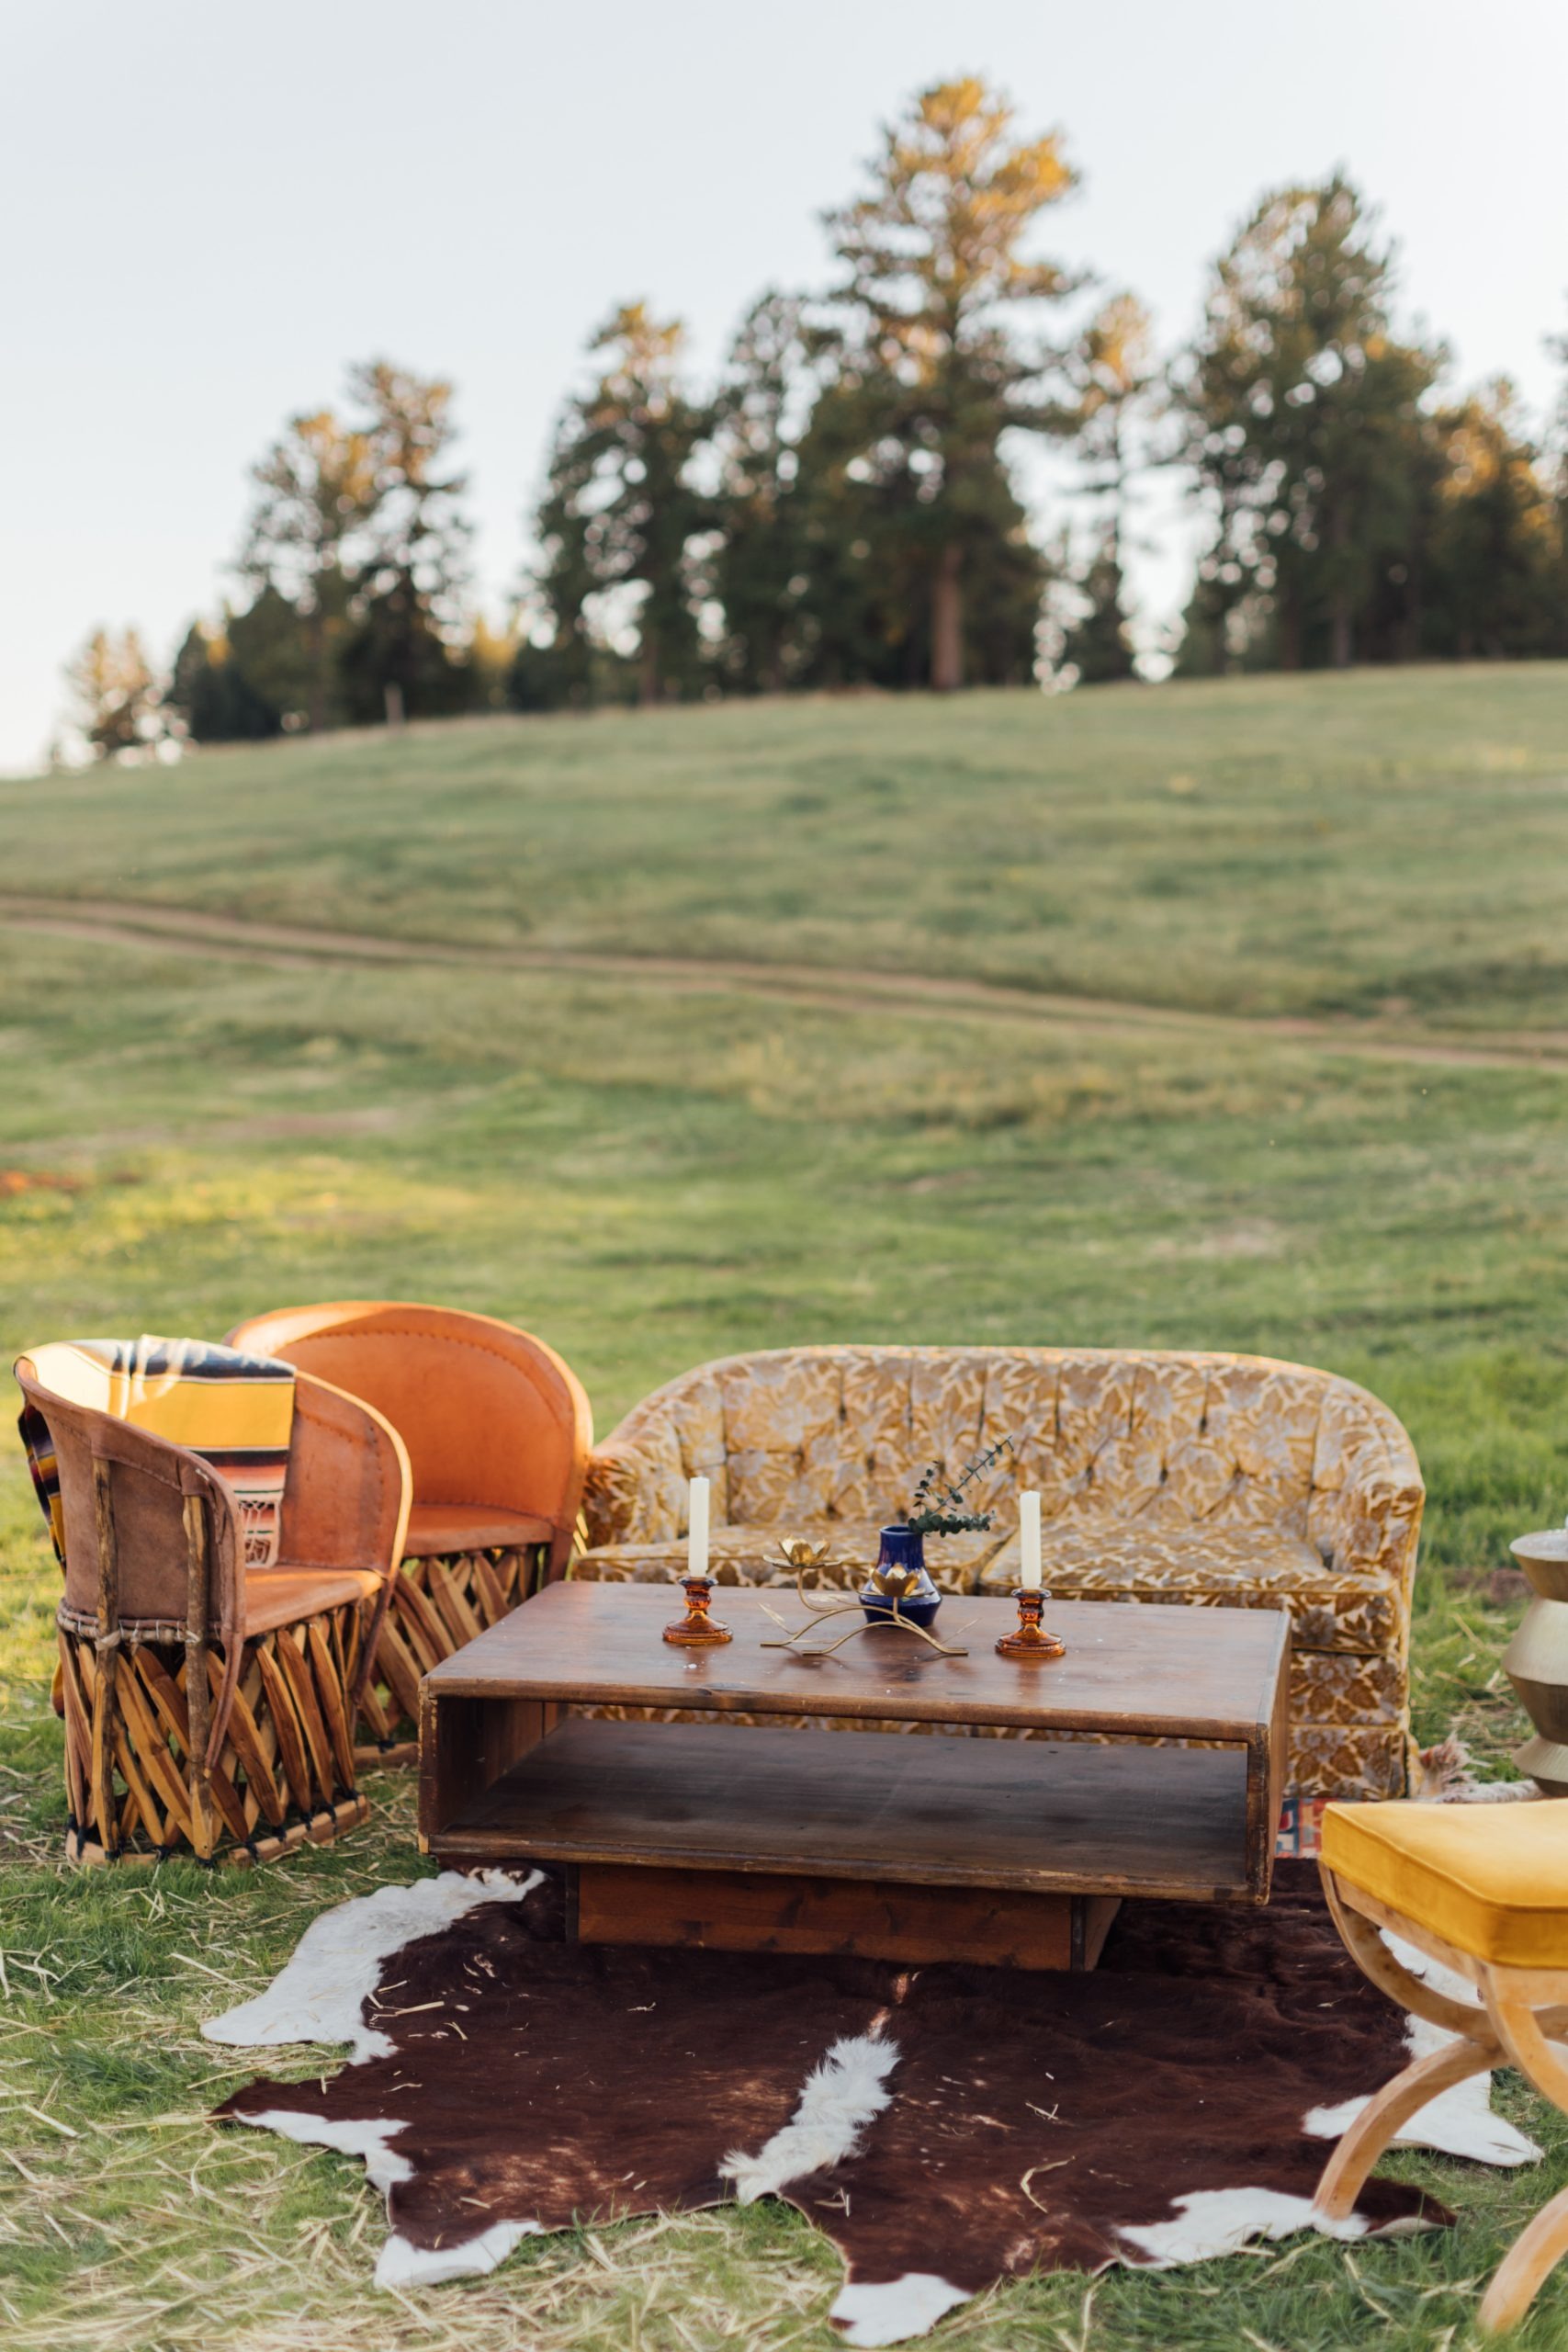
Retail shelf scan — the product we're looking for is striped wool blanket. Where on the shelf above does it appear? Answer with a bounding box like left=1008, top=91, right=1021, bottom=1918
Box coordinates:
left=19, top=1337, right=295, bottom=1566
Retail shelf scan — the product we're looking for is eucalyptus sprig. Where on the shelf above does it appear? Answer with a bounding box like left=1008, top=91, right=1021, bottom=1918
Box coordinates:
left=908, top=1437, right=1013, bottom=1538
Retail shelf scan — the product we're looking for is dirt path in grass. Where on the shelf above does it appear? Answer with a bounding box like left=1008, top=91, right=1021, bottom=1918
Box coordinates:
left=5, top=888, right=1567, bottom=1074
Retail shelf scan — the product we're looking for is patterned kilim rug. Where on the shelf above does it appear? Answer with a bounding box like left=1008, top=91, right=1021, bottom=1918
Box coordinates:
left=206, top=1864, right=1540, bottom=2346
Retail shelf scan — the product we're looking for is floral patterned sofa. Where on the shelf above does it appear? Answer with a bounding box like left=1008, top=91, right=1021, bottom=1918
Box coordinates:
left=577, top=1345, right=1425, bottom=1802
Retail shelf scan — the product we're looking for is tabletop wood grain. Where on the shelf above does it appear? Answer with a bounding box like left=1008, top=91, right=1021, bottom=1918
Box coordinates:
left=423, top=1581, right=1290, bottom=1739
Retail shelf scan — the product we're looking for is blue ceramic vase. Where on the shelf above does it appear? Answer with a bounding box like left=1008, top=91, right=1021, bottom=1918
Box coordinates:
left=859, top=1523, right=942, bottom=1629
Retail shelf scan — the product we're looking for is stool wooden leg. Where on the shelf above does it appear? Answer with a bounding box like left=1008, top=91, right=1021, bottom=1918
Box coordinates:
left=1318, top=1870, right=1568, bottom=2334
left=1314, top=2033, right=1501, bottom=2222
left=1480, top=2184, right=1568, bottom=2335
left=1472, top=1968, right=1568, bottom=2333
left=1481, top=1972, right=1568, bottom=2113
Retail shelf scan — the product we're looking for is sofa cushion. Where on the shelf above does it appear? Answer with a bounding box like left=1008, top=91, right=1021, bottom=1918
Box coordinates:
left=676, top=1348, right=1337, bottom=1533
left=979, top=1522, right=1404, bottom=1656
left=243, top=1566, right=382, bottom=1637
left=405, top=1502, right=553, bottom=1557
left=1324, top=1798, right=1568, bottom=1968
left=572, top=1519, right=1006, bottom=1591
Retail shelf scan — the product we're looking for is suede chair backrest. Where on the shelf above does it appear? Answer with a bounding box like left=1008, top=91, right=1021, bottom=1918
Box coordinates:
left=225, top=1300, right=591, bottom=1548
left=17, top=1356, right=411, bottom=1759
left=17, top=1358, right=243, bottom=1643
left=18, top=1357, right=412, bottom=1600
left=278, top=1369, right=413, bottom=1575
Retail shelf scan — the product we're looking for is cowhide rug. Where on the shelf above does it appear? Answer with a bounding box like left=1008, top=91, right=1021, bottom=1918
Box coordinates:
left=205, top=1864, right=1540, bottom=2346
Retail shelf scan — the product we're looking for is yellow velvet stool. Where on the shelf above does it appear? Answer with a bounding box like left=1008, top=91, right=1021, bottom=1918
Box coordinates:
left=1314, top=1798, right=1568, bottom=2334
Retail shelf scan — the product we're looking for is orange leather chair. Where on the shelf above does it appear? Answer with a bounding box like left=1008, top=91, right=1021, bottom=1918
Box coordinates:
left=225, top=1301, right=592, bottom=1753
left=17, top=1353, right=410, bottom=1864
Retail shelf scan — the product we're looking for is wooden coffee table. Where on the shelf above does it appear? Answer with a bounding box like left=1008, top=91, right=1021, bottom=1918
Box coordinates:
left=419, top=1584, right=1290, bottom=1972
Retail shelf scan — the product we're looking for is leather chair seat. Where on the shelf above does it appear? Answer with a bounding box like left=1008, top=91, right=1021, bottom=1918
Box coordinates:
left=405, top=1502, right=554, bottom=1557
left=1324, top=1796, right=1568, bottom=1969
left=243, top=1566, right=383, bottom=1637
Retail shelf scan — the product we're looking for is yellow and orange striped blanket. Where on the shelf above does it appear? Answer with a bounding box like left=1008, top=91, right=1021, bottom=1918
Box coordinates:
left=18, top=1337, right=295, bottom=1566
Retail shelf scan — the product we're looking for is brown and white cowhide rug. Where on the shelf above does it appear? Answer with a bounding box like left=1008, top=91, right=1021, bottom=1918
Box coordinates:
left=205, top=1864, right=1540, bottom=2346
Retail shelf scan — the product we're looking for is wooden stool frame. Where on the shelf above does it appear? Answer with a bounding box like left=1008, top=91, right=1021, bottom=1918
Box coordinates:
left=1314, top=1862, right=1568, bottom=2335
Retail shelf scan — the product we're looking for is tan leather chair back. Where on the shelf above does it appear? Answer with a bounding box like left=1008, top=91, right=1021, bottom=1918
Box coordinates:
left=17, top=1358, right=244, bottom=1639
left=225, top=1301, right=591, bottom=1566
left=279, top=1370, right=412, bottom=1577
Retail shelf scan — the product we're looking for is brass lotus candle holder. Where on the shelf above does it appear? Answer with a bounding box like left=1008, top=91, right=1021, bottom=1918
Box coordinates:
left=759, top=1541, right=969, bottom=1658
left=995, top=1586, right=1066, bottom=1660
left=662, top=1572, right=732, bottom=1646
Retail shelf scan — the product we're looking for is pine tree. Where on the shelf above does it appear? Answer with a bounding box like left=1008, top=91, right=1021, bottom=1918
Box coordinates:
left=167, top=617, right=284, bottom=741
left=1058, top=295, right=1157, bottom=684
left=1178, top=177, right=1442, bottom=669
left=532, top=306, right=712, bottom=705
left=1540, top=315, right=1568, bottom=656
left=65, top=628, right=162, bottom=760
left=818, top=76, right=1078, bottom=689
left=1422, top=381, right=1562, bottom=658
left=339, top=361, right=475, bottom=723
left=1066, top=294, right=1158, bottom=567
left=1060, top=542, right=1136, bottom=684
left=710, top=293, right=814, bottom=693
left=240, top=409, right=376, bottom=729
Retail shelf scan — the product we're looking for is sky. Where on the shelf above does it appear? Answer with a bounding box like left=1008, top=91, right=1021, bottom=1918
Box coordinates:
left=4, top=0, right=1566, bottom=773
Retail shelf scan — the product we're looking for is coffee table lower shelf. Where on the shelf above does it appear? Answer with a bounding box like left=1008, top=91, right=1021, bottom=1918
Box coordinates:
left=425, top=1716, right=1257, bottom=1973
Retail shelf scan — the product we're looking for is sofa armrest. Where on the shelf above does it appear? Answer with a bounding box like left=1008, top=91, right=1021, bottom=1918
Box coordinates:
left=1317, top=1473, right=1426, bottom=1591
left=581, top=1441, right=681, bottom=1550
left=1308, top=1383, right=1425, bottom=1601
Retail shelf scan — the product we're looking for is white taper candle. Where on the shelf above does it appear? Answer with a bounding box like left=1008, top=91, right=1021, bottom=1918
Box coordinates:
left=687, top=1476, right=710, bottom=1578
left=1020, top=1489, right=1042, bottom=1589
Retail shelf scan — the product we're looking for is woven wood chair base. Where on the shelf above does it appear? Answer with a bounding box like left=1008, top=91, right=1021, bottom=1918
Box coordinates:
left=355, top=1544, right=541, bottom=1763
left=64, top=1794, right=370, bottom=1870
left=55, top=1598, right=367, bottom=1865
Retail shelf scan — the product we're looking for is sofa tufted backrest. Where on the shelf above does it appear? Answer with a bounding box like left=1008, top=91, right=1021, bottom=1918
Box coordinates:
left=600, top=1346, right=1422, bottom=1585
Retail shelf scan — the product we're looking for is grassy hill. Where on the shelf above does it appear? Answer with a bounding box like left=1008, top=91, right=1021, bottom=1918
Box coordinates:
left=2, top=668, right=1567, bottom=2351
left=14, top=662, right=1568, bottom=1020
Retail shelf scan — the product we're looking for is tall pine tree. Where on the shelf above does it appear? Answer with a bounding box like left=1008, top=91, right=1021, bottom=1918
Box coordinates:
left=1059, top=294, right=1158, bottom=684
left=65, top=628, right=161, bottom=760
left=339, top=361, right=474, bottom=723
left=533, top=306, right=712, bottom=705
left=240, top=409, right=376, bottom=729
left=1178, top=178, right=1441, bottom=669
left=817, top=77, right=1078, bottom=689
left=710, top=293, right=814, bottom=693
left=1421, top=380, right=1562, bottom=658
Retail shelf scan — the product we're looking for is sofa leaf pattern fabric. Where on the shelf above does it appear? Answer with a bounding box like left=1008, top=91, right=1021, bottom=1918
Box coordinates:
left=577, top=1348, right=1423, bottom=1802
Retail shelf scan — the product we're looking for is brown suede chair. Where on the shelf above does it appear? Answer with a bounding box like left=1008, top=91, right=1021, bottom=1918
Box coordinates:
left=17, top=1355, right=410, bottom=1865
left=224, top=1301, right=592, bottom=1752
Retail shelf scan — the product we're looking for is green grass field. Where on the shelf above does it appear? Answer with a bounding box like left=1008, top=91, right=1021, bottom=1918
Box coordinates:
left=3, top=667, right=1567, bottom=2349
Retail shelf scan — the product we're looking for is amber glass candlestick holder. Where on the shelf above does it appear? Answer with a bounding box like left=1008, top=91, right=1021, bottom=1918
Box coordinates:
left=663, top=1572, right=732, bottom=1646
left=995, top=1586, right=1066, bottom=1659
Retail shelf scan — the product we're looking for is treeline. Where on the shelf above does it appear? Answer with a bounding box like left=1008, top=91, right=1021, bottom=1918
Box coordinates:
left=68, top=81, right=1568, bottom=757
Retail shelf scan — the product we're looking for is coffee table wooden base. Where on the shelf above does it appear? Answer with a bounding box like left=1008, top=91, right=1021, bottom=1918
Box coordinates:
left=424, top=1717, right=1255, bottom=1971
left=575, top=1862, right=1121, bottom=1971
left=419, top=1585, right=1291, bottom=1975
